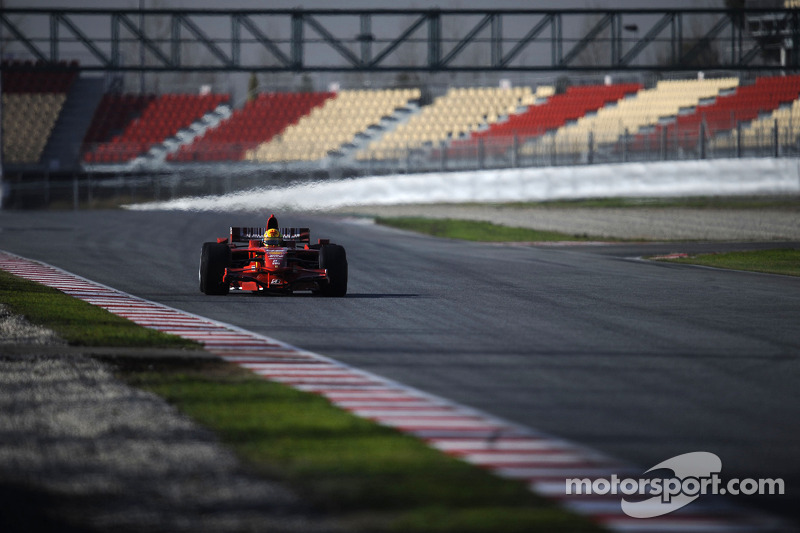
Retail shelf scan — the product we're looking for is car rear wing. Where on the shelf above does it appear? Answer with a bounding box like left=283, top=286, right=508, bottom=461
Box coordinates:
left=230, top=227, right=310, bottom=244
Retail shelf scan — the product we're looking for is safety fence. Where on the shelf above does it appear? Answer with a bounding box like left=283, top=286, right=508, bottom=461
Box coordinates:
left=3, top=118, right=799, bottom=210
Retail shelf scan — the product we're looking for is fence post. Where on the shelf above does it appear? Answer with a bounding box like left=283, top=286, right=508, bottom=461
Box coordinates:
left=699, top=120, right=706, bottom=159
left=587, top=131, right=594, bottom=164
left=622, top=128, right=629, bottom=162
left=736, top=121, right=742, bottom=158
left=774, top=118, right=779, bottom=158
left=512, top=134, right=518, bottom=168
left=797, top=131, right=800, bottom=157
left=478, top=137, right=485, bottom=170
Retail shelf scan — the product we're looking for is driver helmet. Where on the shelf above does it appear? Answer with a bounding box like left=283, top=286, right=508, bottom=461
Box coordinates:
left=263, top=228, right=283, bottom=247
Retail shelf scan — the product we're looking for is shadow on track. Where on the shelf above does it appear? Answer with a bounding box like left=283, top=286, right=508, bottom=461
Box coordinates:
left=341, top=293, right=421, bottom=299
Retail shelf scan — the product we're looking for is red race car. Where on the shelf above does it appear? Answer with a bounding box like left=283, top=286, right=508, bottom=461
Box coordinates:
left=199, top=214, right=347, bottom=297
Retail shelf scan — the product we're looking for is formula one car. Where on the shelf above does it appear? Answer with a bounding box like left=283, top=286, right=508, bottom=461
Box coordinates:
left=199, top=215, right=347, bottom=297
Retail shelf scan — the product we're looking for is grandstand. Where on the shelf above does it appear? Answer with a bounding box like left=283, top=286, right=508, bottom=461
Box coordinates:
left=713, top=91, right=800, bottom=151
left=354, top=86, right=534, bottom=161
left=4, top=59, right=800, bottom=175
left=246, top=88, right=420, bottom=163
left=1, top=60, right=78, bottom=165
left=447, top=83, right=640, bottom=162
left=82, top=92, right=229, bottom=164
left=170, top=92, right=331, bottom=163
left=548, top=78, right=739, bottom=154
left=634, top=75, right=800, bottom=152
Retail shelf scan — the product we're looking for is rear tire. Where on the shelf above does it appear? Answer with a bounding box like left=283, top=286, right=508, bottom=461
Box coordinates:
left=199, top=242, right=231, bottom=295
left=318, top=244, right=348, bottom=297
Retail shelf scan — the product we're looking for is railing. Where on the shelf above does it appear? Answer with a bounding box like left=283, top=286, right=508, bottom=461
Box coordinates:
left=4, top=118, right=799, bottom=210
left=350, top=118, right=800, bottom=172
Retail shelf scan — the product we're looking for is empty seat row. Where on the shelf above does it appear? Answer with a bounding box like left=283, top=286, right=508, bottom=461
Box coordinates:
left=450, top=83, right=639, bottom=159
left=635, top=74, right=800, bottom=150
left=712, top=86, right=800, bottom=150
left=169, top=91, right=331, bottom=162
left=553, top=77, right=739, bottom=149
left=75, top=76, right=800, bottom=165
left=2, top=93, right=66, bottom=164
left=245, top=88, right=420, bottom=163
left=83, top=93, right=228, bottom=163
left=1, top=61, right=77, bottom=164
left=356, top=86, right=533, bottom=159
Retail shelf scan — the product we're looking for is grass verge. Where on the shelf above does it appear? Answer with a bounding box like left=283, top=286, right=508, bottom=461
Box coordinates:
left=376, top=217, right=597, bottom=242
left=653, top=248, right=800, bottom=277
left=0, top=268, right=602, bottom=531
left=501, top=195, right=800, bottom=210
left=113, top=357, right=602, bottom=532
left=0, top=269, right=198, bottom=348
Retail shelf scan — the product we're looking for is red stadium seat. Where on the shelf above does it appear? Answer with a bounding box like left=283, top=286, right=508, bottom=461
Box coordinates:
left=81, top=92, right=230, bottom=163
left=172, top=91, right=333, bottom=162
left=450, top=83, right=643, bottom=153
left=633, top=75, right=800, bottom=149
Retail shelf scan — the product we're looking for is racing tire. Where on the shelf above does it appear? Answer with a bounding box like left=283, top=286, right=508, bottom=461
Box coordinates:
left=199, top=242, right=231, bottom=295
left=318, top=244, right=348, bottom=297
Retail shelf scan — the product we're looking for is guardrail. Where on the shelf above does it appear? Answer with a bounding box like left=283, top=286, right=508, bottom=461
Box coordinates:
left=3, top=121, right=798, bottom=210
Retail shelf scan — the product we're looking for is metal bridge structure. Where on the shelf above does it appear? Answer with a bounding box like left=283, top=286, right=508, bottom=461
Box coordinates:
left=0, top=7, right=798, bottom=72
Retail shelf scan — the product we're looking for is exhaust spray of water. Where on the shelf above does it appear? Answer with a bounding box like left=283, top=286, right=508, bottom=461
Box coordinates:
left=127, top=158, right=800, bottom=212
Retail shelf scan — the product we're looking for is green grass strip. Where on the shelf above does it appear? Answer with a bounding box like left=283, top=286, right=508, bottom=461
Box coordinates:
left=0, top=269, right=199, bottom=348
left=377, top=217, right=595, bottom=242
left=654, top=248, right=800, bottom=277
left=502, top=195, right=800, bottom=209
left=115, top=357, right=602, bottom=532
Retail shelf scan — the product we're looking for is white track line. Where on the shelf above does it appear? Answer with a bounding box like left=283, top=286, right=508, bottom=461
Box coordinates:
left=0, top=250, right=788, bottom=533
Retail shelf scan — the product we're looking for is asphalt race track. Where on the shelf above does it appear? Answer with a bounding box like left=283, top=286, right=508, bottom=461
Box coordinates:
left=1, top=209, right=799, bottom=526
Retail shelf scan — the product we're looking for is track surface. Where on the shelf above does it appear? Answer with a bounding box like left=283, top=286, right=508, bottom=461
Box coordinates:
left=2, top=209, right=799, bottom=525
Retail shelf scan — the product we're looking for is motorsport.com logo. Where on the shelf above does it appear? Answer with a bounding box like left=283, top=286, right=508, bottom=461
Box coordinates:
left=565, top=452, right=785, bottom=518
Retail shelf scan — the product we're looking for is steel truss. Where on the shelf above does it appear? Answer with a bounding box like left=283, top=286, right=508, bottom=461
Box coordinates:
left=0, top=8, right=797, bottom=72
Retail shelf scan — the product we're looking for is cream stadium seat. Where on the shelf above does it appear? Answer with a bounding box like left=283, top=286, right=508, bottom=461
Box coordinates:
left=714, top=98, right=800, bottom=150
left=2, top=93, right=66, bottom=164
left=357, top=85, right=533, bottom=160
left=552, top=77, right=739, bottom=153
left=246, top=88, right=420, bottom=163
